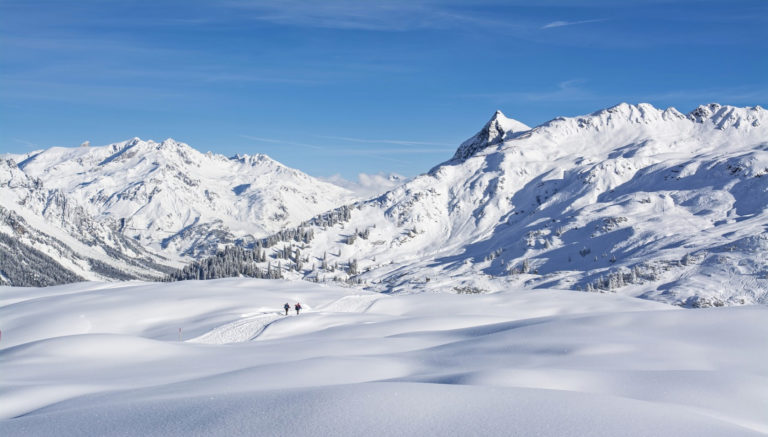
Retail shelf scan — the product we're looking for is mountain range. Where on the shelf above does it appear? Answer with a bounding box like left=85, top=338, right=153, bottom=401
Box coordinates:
left=1, top=139, right=358, bottom=284
left=3, top=103, right=767, bottom=306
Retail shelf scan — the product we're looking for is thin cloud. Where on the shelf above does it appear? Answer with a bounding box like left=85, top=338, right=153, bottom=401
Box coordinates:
left=467, top=79, right=597, bottom=104
left=240, top=135, right=454, bottom=157
left=224, top=0, right=505, bottom=32
left=0, top=36, right=197, bottom=57
left=0, top=77, right=187, bottom=104
left=341, top=148, right=453, bottom=155
left=319, top=135, right=454, bottom=147
left=203, top=73, right=320, bottom=85
left=239, top=135, right=325, bottom=150
left=12, top=138, right=41, bottom=149
left=1, top=59, right=321, bottom=87
left=639, top=86, right=768, bottom=104
left=541, top=19, right=607, bottom=29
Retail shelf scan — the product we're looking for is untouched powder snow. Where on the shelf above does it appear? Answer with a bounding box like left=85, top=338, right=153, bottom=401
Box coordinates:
left=1, top=279, right=767, bottom=436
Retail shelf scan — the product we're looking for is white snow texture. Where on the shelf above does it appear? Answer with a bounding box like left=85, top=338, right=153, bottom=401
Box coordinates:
left=1, top=102, right=768, bottom=435
left=1, top=279, right=767, bottom=436
left=3, top=102, right=767, bottom=306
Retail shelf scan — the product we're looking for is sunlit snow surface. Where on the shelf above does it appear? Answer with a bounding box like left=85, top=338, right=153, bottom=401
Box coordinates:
left=270, top=103, right=768, bottom=306
left=1, top=279, right=766, bottom=436
left=6, top=138, right=355, bottom=258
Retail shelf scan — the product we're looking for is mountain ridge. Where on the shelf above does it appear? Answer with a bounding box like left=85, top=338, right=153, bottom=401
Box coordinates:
left=3, top=102, right=767, bottom=306
left=0, top=158, right=175, bottom=285
left=12, top=137, right=359, bottom=259
left=170, top=102, right=768, bottom=307
left=450, top=110, right=531, bottom=162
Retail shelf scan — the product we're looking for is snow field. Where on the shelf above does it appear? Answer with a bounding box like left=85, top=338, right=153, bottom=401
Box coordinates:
left=1, top=278, right=767, bottom=436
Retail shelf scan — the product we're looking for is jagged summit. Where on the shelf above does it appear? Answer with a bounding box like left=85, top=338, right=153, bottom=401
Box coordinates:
left=229, top=152, right=282, bottom=167
left=494, top=102, right=768, bottom=151
left=688, top=103, right=764, bottom=128
left=106, top=138, right=285, bottom=169
left=451, top=110, right=531, bottom=162
left=449, top=102, right=766, bottom=165
left=125, top=137, right=193, bottom=152
left=112, top=137, right=191, bottom=149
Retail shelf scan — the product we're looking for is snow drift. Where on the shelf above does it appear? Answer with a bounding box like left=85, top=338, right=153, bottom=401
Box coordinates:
left=1, top=279, right=766, bottom=436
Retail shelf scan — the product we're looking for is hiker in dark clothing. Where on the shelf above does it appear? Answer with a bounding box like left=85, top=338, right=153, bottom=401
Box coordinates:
left=294, top=302, right=302, bottom=315
left=283, top=303, right=290, bottom=316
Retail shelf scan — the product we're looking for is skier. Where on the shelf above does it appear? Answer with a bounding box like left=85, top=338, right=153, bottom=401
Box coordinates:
left=283, top=302, right=290, bottom=316
left=294, top=302, right=302, bottom=315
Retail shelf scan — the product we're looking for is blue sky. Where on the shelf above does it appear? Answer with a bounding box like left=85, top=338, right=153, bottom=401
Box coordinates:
left=1, top=0, right=766, bottom=179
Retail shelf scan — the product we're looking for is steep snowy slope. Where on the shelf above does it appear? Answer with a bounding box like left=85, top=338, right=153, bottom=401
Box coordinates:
left=15, top=138, right=356, bottom=258
left=178, top=103, right=768, bottom=306
left=0, top=159, right=175, bottom=286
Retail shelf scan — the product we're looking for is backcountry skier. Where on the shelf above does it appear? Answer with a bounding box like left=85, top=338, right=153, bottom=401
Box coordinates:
left=294, top=302, right=302, bottom=315
left=283, top=302, right=290, bottom=316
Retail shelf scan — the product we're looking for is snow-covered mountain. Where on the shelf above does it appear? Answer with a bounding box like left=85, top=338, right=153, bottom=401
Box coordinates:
left=0, top=159, right=175, bottom=285
left=12, top=138, right=356, bottom=258
left=178, top=103, right=768, bottom=307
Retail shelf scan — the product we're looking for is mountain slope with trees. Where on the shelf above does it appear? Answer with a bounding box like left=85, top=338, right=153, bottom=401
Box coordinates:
left=171, top=103, right=768, bottom=307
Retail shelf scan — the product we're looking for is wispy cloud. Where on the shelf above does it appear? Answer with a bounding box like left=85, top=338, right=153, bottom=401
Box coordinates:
left=239, top=134, right=455, bottom=166
left=241, top=135, right=454, bottom=155
left=541, top=19, right=607, bottom=29
left=319, top=135, right=454, bottom=147
left=0, top=77, right=188, bottom=105
left=341, top=148, right=453, bottom=155
left=202, top=73, right=320, bottom=85
left=224, top=0, right=505, bottom=31
left=0, top=35, right=196, bottom=57
left=239, top=135, right=325, bottom=150
left=467, top=79, right=597, bottom=104
left=636, top=86, right=768, bottom=107
left=12, top=138, right=41, bottom=149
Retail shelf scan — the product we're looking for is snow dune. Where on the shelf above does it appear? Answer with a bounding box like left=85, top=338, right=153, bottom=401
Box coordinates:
left=1, top=279, right=766, bottom=436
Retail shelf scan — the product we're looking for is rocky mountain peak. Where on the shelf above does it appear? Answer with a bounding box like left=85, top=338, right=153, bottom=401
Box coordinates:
left=451, top=110, right=531, bottom=162
left=687, top=103, right=764, bottom=129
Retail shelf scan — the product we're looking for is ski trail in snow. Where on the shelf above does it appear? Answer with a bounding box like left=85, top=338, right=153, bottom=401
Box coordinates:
left=187, top=313, right=283, bottom=344
left=187, top=295, right=382, bottom=344
left=317, top=294, right=383, bottom=313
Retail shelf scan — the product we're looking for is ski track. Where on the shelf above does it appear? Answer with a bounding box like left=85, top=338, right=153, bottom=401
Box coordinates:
left=317, top=294, right=383, bottom=313
left=2, top=280, right=768, bottom=436
left=187, top=313, right=283, bottom=344
left=188, top=294, right=382, bottom=344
